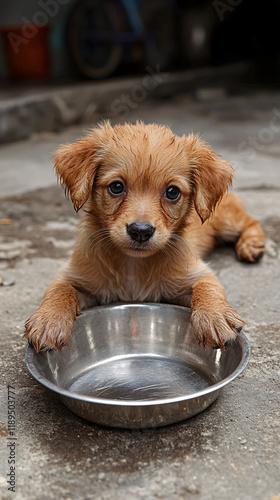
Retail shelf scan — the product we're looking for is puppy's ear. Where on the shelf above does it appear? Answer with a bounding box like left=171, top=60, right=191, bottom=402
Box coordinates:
left=186, top=135, right=234, bottom=223
left=54, top=125, right=109, bottom=212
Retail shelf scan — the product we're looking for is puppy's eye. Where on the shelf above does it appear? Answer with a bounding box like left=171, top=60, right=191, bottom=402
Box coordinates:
left=108, top=181, right=125, bottom=196
left=164, top=186, right=181, bottom=201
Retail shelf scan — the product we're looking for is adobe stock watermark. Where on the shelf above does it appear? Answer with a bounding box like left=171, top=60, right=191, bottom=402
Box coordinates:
left=7, top=0, right=71, bottom=54
left=109, top=65, right=170, bottom=120
left=213, top=0, right=243, bottom=22
left=237, top=108, right=280, bottom=163
left=7, top=386, right=17, bottom=493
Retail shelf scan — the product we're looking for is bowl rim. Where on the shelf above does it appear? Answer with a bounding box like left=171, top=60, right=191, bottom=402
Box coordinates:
left=25, top=303, right=251, bottom=407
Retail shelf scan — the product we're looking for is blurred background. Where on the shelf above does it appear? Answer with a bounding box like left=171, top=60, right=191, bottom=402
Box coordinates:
left=1, top=0, right=280, bottom=145
left=0, top=0, right=280, bottom=84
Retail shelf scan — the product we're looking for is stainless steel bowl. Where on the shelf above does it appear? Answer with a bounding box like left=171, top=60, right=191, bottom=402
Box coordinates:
left=25, top=303, right=251, bottom=428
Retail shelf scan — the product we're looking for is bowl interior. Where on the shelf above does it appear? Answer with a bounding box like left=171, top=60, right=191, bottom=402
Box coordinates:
left=29, top=303, right=249, bottom=404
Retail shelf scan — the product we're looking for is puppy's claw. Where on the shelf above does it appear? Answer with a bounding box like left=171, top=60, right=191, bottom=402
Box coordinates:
left=235, top=325, right=243, bottom=334
left=255, top=251, right=264, bottom=262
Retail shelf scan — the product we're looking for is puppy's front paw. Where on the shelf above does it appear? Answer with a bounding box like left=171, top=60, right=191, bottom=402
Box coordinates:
left=24, top=308, right=75, bottom=352
left=191, top=304, right=245, bottom=350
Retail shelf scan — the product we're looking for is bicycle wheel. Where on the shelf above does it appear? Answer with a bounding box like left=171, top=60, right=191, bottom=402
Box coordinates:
left=67, top=0, right=124, bottom=79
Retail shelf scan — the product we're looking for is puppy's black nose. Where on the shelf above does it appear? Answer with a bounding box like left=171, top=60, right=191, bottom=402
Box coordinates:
left=127, top=223, right=155, bottom=243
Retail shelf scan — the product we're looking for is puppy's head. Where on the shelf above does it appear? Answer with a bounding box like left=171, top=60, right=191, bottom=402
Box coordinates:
left=54, top=121, right=233, bottom=257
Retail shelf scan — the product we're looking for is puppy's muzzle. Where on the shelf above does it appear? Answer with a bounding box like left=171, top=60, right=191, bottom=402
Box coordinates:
left=127, top=222, right=155, bottom=244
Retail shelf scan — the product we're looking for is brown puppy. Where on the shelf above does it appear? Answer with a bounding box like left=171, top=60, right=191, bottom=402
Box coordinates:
left=24, top=121, right=265, bottom=351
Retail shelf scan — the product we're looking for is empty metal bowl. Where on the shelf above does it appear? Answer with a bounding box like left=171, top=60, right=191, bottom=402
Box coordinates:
left=25, top=303, right=250, bottom=428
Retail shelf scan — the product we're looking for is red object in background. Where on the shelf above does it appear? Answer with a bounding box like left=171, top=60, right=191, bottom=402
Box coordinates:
left=1, top=24, right=50, bottom=81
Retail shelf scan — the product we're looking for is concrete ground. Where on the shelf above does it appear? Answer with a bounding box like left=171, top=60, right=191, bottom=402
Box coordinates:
left=0, top=81, right=279, bottom=500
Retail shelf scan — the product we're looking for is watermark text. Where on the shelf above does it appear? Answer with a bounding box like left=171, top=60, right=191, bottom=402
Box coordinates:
left=110, top=65, right=169, bottom=120
left=7, top=386, right=17, bottom=493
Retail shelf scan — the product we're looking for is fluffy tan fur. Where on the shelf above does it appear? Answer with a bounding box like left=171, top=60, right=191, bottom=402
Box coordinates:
left=24, top=121, right=266, bottom=351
